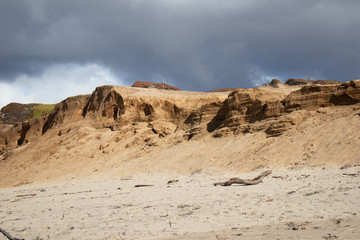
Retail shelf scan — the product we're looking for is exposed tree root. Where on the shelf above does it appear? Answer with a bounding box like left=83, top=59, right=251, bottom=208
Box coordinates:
left=214, top=170, right=272, bottom=186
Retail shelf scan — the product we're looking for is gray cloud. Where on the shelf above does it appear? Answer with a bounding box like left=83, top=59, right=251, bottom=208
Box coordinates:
left=0, top=0, right=359, bottom=101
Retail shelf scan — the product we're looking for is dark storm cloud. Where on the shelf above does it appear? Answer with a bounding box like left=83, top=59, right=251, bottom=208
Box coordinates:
left=0, top=0, right=359, bottom=92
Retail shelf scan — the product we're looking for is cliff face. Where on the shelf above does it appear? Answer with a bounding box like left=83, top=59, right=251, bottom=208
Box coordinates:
left=205, top=80, right=360, bottom=137
left=0, top=81, right=359, bottom=186
left=0, top=86, right=226, bottom=157
left=284, top=80, right=360, bottom=110
left=1, top=81, right=360, bottom=151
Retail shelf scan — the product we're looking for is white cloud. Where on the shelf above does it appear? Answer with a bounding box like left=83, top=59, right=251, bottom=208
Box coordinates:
left=0, top=63, right=124, bottom=108
left=248, top=67, right=280, bottom=87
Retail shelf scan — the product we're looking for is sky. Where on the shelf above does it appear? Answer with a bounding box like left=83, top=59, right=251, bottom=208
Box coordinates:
left=0, top=0, right=359, bottom=107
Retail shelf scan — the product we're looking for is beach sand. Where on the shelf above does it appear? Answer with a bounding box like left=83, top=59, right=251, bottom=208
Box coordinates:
left=1, top=166, right=359, bottom=240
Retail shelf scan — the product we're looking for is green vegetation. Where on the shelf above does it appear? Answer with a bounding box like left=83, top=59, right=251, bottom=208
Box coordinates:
left=0, top=103, right=55, bottom=125
left=29, top=104, right=55, bottom=118
left=326, top=80, right=341, bottom=84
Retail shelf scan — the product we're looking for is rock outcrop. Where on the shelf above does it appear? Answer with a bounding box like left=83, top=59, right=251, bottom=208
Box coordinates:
left=284, top=78, right=341, bottom=86
left=0, top=103, right=55, bottom=125
left=283, top=80, right=360, bottom=111
left=42, top=95, right=91, bottom=134
left=132, top=81, right=180, bottom=91
left=188, top=80, right=360, bottom=138
left=0, top=103, right=33, bottom=124
left=0, top=116, right=47, bottom=158
left=269, top=79, right=282, bottom=88
left=285, top=78, right=309, bottom=86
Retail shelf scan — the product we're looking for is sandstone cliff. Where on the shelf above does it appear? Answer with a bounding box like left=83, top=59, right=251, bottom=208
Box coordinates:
left=0, top=80, right=359, bottom=187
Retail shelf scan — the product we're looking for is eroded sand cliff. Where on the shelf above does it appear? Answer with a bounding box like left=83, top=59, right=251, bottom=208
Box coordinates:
left=0, top=81, right=359, bottom=187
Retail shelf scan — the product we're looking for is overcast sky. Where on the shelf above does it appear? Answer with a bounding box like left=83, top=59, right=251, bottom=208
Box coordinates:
left=0, top=0, right=359, bottom=107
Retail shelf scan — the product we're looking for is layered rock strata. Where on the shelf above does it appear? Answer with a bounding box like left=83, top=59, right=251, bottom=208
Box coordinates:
left=1, top=80, right=359, bottom=157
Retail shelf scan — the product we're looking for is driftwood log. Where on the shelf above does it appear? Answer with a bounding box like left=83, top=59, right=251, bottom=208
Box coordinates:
left=134, top=184, right=154, bottom=187
left=0, top=227, right=24, bottom=240
left=214, top=170, right=272, bottom=186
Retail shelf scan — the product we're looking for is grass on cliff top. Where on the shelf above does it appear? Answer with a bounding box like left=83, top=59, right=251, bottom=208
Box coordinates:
left=28, top=104, right=55, bottom=119
left=326, top=80, right=342, bottom=84
left=0, top=103, right=55, bottom=125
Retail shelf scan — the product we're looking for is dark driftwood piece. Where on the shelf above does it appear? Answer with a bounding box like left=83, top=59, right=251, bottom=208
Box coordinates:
left=214, top=170, right=273, bottom=186
left=0, top=227, right=24, bottom=240
left=342, top=173, right=359, bottom=177
left=167, top=179, right=179, bottom=184
left=134, top=184, right=154, bottom=187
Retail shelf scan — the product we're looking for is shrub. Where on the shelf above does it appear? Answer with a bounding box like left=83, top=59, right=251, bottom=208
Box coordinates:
left=29, top=104, right=55, bottom=119
left=326, top=80, right=341, bottom=84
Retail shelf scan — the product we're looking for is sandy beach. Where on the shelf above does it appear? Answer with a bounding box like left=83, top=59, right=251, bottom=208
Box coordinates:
left=1, top=166, right=359, bottom=240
